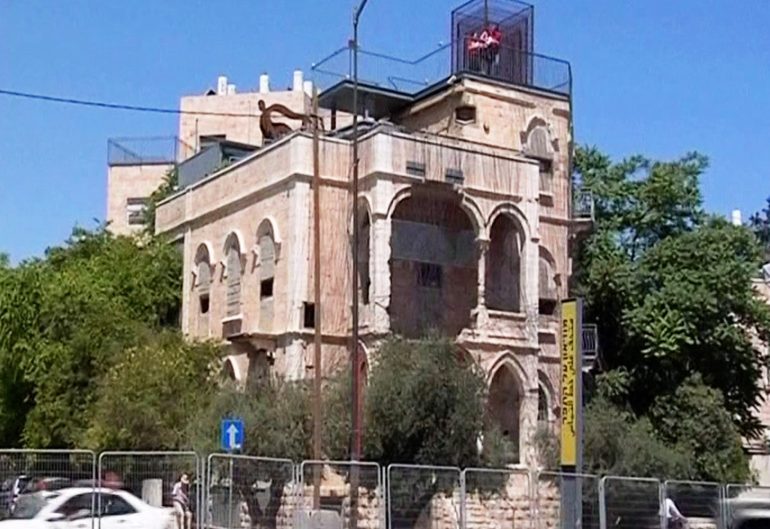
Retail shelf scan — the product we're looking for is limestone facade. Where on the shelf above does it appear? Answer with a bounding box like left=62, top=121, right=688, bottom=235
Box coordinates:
left=153, top=72, right=577, bottom=466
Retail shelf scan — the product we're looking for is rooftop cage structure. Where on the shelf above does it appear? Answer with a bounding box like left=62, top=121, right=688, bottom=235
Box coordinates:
left=311, top=0, right=569, bottom=117
left=107, top=136, right=193, bottom=167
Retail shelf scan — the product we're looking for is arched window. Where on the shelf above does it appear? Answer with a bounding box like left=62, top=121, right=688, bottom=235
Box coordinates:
left=390, top=192, right=478, bottom=337
left=258, top=222, right=276, bottom=331
left=523, top=121, right=555, bottom=194
left=488, top=364, right=522, bottom=463
left=538, top=384, right=549, bottom=423
left=486, top=215, right=522, bottom=312
left=357, top=200, right=371, bottom=306
left=223, top=234, right=243, bottom=317
left=194, top=244, right=212, bottom=315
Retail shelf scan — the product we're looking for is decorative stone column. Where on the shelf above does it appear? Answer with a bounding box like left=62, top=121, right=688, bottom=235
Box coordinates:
left=370, top=215, right=392, bottom=334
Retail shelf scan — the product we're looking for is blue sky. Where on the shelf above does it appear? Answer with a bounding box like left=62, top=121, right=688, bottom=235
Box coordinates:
left=1, top=1, right=769, bottom=262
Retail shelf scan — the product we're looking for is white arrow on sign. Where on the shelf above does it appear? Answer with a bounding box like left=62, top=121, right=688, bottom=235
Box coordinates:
left=227, top=423, right=241, bottom=450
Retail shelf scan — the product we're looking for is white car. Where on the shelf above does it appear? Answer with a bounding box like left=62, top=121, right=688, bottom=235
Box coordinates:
left=0, top=487, right=174, bottom=529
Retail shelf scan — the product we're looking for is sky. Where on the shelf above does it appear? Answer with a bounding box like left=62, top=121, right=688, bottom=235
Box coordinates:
left=1, top=0, right=769, bottom=262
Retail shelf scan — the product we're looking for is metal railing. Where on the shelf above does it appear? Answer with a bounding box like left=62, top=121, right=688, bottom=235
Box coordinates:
left=312, top=41, right=571, bottom=97
left=107, top=136, right=193, bottom=166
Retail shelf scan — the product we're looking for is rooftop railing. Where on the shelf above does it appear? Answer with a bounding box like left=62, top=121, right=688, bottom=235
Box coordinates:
left=312, top=41, right=571, bottom=97
left=107, top=136, right=193, bottom=167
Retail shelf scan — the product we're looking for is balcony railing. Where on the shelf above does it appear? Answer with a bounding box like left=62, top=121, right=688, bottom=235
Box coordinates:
left=107, top=136, right=192, bottom=167
left=573, top=187, right=595, bottom=221
left=312, top=41, right=571, bottom=98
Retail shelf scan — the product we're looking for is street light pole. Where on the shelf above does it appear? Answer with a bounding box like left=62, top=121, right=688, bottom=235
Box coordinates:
left=351, top=0, right=369, bottom=463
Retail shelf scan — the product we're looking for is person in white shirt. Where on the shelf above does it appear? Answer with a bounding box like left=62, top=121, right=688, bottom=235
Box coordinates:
left=172, top=473, right=192, bottom=529
left=662, top=496, right=687, bottom=529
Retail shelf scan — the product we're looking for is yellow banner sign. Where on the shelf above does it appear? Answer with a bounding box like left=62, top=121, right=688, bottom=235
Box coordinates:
left=560, top=299, right=578, bottom=467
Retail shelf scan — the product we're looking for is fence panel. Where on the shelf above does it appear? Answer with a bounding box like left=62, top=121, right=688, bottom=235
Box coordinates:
left=664, top=481, right=721, bottom=529
left=299, top=460, right=382, bottom=529
left=535, top=471, right=599, bottom=529
left=462, top=466, right=533, bottom=529
left=97, top=451, right=201, bottom=529
left=600, top=476, right=661, bottom=529
left=0, top=449, right=95, bottom=522
left=207, top=454, right=295, bottom=529
left=724, top=484, right=770, bottom=529
left=387, top=464, right=461, bottom=529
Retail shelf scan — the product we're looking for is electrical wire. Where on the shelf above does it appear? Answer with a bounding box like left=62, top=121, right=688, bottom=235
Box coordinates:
left=0, top=88, right=260, bottom=118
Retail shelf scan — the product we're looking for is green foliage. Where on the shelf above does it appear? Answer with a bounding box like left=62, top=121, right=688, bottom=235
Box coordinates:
left=189, top=379, right=312, bottom=462
left=750, top=197, right=770, bottom=261
left=141, top=168, right=179, bottom=237
left=82, top=332, right=221, bottom=451
left=363, top=336, right=511, bottom=467
left=575, top=146, right=770, bottom=439
left=583, top=396, right=691, bottom=479
left=649, top=375, right=750, bottom=483
left=0, top=226, right=183, bottom=447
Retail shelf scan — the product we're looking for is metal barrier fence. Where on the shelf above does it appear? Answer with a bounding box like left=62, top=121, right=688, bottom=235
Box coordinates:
left=206, top=454, right=295, bottom=529
left=463, top=466, right=533, bottom=529
left=387, top=465, right=461, bottom=529
left=536, top=471, right=600, bottom=529
left=299, top=460, right=383, bottom=529
left=1, top=451, right=766, bottom=529
left=664, top=480, right=722, bottom=529
left=97, top=451, right=202, bottom=529
left=724, top=483, right=770, bottom=529
left=600, top=476, right=662, bottom=529
left=0, top=449, right=96, bottom=524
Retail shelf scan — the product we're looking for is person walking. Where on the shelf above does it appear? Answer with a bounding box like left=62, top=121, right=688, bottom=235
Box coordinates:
left=662, top=496, right=687, bottom=529
left=172, top=473, right=192, bottom=529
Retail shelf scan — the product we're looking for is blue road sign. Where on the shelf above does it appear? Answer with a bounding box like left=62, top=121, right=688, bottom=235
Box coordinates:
left=220, top=418, right=244, bottom=452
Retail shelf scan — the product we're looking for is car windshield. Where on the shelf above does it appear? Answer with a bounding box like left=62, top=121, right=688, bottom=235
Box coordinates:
left=10, top=494, right=49, bottom=520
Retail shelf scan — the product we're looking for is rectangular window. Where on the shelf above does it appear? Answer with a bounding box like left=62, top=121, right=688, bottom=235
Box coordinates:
left=417, top=263, right=442, bottom=289
left=538, top=159, right=553, bottom=194
left=303, top=302, right=316, bottom=329
left=199, top=294, right=210, bottom=315
left=126, top=197, right=148, bottom=225
left=260, top=278, right=274, bottom=299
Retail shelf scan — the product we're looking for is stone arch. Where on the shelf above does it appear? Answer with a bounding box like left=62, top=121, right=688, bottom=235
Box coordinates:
left=538, top=246, right=559, bottom=315
left=521, top=117, right=557, bottom=195
left=387, top=186, right=485, bottom=237
left=389, top=187, right=479, bottom=337
left=486, top=212, right=526, bottom=312
left=537, top=371, right=555, bottom=424
left=223, top=232, right=244, bottom=317
left=223, top=356, right=243, bottom=382
left=487, top=202, right=531, bottom=241
left=487, top=355, right=527, bottom=463
left=256, top=217, right=282, bottom=260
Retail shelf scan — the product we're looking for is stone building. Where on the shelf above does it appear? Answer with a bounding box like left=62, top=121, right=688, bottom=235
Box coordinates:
left=107, top=0, right=592, bottom=465
left=750, top=275, right=770, bottom=483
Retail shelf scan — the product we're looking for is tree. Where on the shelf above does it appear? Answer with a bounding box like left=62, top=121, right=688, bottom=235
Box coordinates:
left=575, top=146, right=770, bottom=440
left=82, top=331, right=221, bottom=451
left=188, top=379, right=312, bottom=529
left=0, top=226, right=183, bottom=447
left=749, top=197, right=770, bottom=262
left=142, top=168, right=178, bottom=237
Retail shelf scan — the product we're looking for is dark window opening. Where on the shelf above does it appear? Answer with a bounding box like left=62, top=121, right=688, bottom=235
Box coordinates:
left=199, top=294, right=210, bottom=314
left=539, top=299, right=557, bottom=316
left=417, top=263, right=442, bottom=288
left=538, top=158, right=553, bottom=194
left=261, top=278, right=274, bottom=299
left=303, top=302, right=316, bottom=329
left=455, top=105, right=477, bottom=124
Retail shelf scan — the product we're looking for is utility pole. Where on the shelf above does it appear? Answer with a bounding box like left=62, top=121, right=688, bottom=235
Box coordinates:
left=311, top=87, right=323, bottom=509
left=351, top=0, right=370, bottom=463
left=350, top=5, right=369, bottom=529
